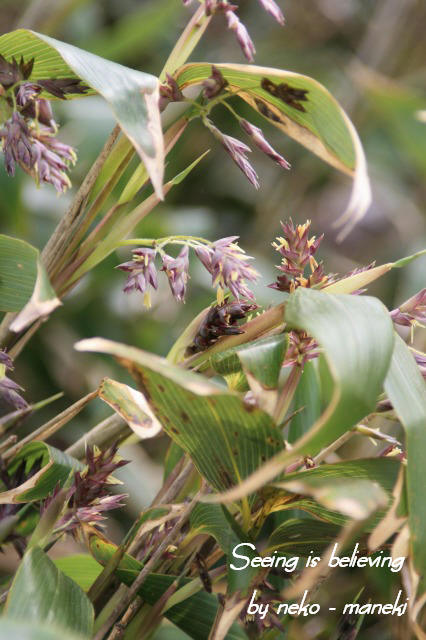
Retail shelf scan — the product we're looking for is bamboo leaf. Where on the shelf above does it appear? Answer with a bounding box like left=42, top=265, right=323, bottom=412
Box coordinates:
left=5, top=547, right=94, bottom=638
left=0, top=29, right=164, bottom=197
left=89, top=536, right=248, bottom=640
left=0, top=236, right=60, bottom=323
left=175, top=63, right=370, bottom=237
left=54, top=554, right=103, bottom=592
left=0, top=620, right=83, bottom=640
left=98, top=377, right=162, bottom=440
left=266, top=518, right=341, bottom=556
left=10, top=258, right=62, bottom=332
left=384, top=334, right=426, bottom=586
left=0, top=442, right=82, bottom=504
left=202, top=289, right=394, bottom=503
left=75, top=338, right=282, bottom=495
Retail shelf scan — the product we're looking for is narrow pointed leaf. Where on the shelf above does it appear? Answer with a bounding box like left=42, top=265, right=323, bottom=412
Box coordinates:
left=0, top=236, right=59, bottom=321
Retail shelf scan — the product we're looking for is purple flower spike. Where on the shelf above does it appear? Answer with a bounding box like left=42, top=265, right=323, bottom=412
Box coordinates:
left=195, top=236, right=259, bottom=301
left=258, top=0, right=285, bottom=25
left=161, top=245, right=190, bottom=302
left=240, top=119, right=290, bottom=169
left=225, top=9, right=256, bottom=62
left=116, top=248, right=158, bottom=307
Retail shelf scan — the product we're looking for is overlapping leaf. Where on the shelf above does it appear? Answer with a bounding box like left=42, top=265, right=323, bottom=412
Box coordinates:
left=75, top=338, right=282, bottom=495
left=6, top=547, right=94, bottom=638
left=203, top=288, right=394, bottom=503
left=0, top=441, right=82, bottom=503
left=89, top=535, right=248, bottom=640
left=0, top=235, right=60, bottom=326
left=384, top=334, right=426, bottom=587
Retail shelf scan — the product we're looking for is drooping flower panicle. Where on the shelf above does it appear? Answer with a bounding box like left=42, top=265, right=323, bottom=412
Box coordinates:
left=240, top=118, right=290, bottom=169
left=161, top=245, right=190, bottom=302
left=206, top=119, right=259, bottom=188
left=0, top=55, right=87, bottom=192
left=43, top=443, right=129, bottom=535
left=195, top=236, right=259, bottom=302
left=225, top=8, right=256, bottom=62
left=116, top=248, right=159, bottom=308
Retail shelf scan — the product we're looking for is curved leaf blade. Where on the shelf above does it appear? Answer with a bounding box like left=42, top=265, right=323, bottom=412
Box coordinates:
left=384, top=334, right=426, bottom=584
left=5, top=547, right=94, bottom=638
left=76, top=338, right=282, bottom=495
left=175, top=63, right=370, bottom=236
left=0, top=442, right=82, bottom=504
left=0, top=235, right=60, bottom=324
left=203, top=289, right=394, bottom=503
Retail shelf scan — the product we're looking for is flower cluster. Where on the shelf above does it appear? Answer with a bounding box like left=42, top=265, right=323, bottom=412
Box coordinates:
left=116, top=248, right=159, bottom=307
left=43, top=443, right=129, bottom=535
left=117, top=236, right=258, bottom=307
left=0, top=55, right=87, bottom=192
left=187, top=299, right=257, bottom=353
left=269, top=219, right=328, bottom=293
left=0, top=350, right=28, bottom=411
left=195, top=236, right=259, bottom=302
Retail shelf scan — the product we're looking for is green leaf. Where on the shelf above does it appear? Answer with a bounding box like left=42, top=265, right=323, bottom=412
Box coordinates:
left=266, top=518, right=341, bottom=556
left=384, top=334, right=426, bottom=583
left=89, top=536, right=248, bottom=640
left=204, top=288, right=394, bottom=503
left=98, top=377, right=162, bottom=440
left=0, top=619, right=83, bottom=640
left=54, top=554, right=103, bottom=592
left=0, top=442, right=82, bottom=503
left=75, top=338, right=282, bottom=496
left=236, top=334, right=287, bottom=390
left=0, top=235, right=60, bottom=324
left=175, top=63, right=370, bottom=238
left=6, top=547, right=94, bottom=638
left=190, top=504, right=258, bottom=596
left=273, top=473, right=389, bottom=520
left=288, top=360, right=322, bottom=442
left=0, top=29, right=164, bottom=197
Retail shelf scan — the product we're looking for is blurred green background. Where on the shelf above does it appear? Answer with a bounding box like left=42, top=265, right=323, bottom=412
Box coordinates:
left=0, top=2, right=425, bottom=636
